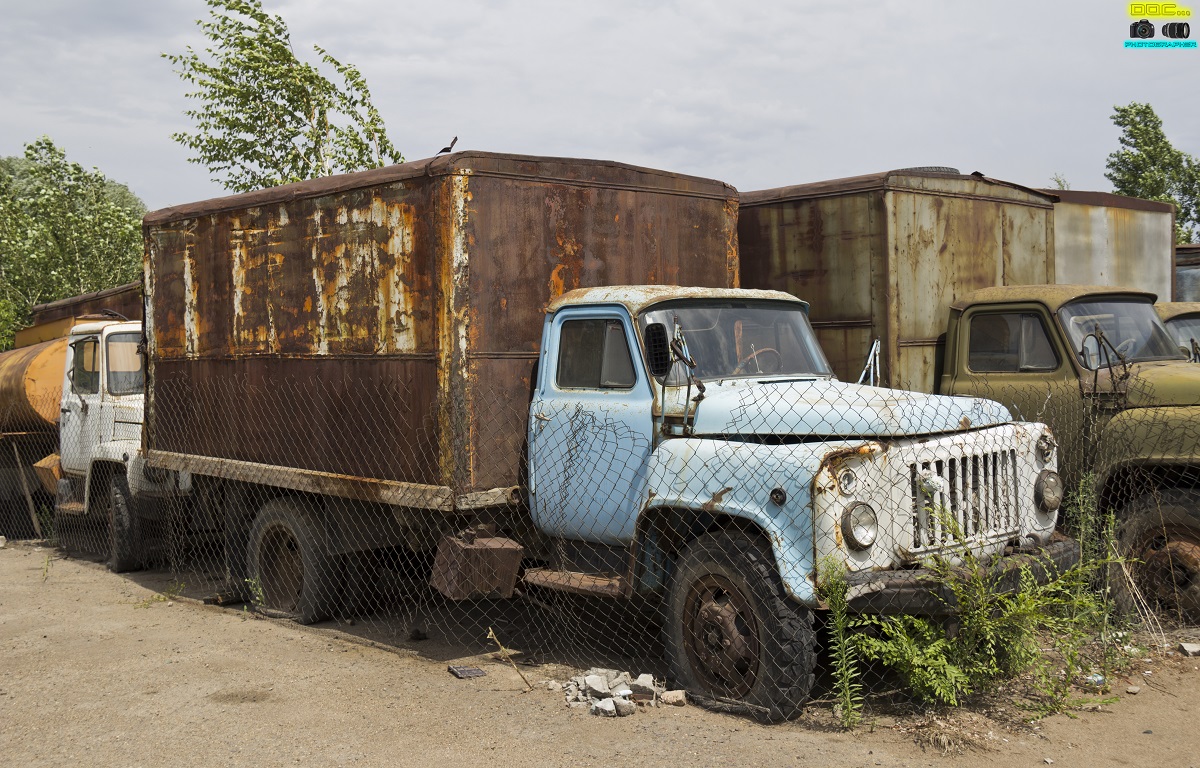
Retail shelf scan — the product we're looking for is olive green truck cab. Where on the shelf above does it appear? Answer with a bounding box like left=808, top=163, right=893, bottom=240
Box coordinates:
left=941, top=285, right=1200, bottom=621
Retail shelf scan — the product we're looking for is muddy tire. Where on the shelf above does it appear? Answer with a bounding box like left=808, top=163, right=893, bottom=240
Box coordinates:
left=1111, top=489, right=1200, bottom=624
left=247, top=499, right=336, bottom=624
left=107, top=473, right=144, bottom=573
left=665, top=530, right=816, bottom=720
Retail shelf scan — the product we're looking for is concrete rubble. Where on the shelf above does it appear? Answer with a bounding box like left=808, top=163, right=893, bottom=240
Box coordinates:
left=557, top=668, right=686, bottom=717
left=1179, top=642, right=1200, bottom=658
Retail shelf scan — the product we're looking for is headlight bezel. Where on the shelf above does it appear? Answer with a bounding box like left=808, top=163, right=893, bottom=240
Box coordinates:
left=840, top=502, right=878, bottom=550
left=1034, top=469, right=1064, bottom=513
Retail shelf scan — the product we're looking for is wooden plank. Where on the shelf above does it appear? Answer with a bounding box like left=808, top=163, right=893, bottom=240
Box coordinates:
left=522, top=568, right=625, bottom=598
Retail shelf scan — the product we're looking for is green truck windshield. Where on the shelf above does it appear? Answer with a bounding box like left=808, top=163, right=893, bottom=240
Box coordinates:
left=1059, top=300, right=1185, bottom=369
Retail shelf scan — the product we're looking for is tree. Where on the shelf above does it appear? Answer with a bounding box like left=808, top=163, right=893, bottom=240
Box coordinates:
left=1105, top=102, right=1200, bottom=243
left=0, top=137, right=144, bottom=349
left=164, top=0, right=403, bottom=193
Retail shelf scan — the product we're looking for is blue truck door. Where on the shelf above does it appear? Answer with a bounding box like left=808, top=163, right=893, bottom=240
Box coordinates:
left=528, top=308, right=655, bottom=544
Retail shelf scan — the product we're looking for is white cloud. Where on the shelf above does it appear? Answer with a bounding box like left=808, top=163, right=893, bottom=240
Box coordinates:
left=1, top=0, right=1195, bottom=208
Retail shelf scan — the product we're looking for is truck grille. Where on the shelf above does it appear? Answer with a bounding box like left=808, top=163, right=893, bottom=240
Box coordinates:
left=908, top=449, right=1020, bottom=555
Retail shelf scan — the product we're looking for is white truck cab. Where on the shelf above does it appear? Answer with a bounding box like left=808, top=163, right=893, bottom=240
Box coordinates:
left=57, top=319, right=180, bottom=570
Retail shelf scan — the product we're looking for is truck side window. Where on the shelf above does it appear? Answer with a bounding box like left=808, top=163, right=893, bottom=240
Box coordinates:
left=71, top=338, right=101, bottom=395
left=106, top=332, right=145, bottom=395
left=557, top=319, right=636, bottom=389
left=968, top=313, right=1057, bottom=373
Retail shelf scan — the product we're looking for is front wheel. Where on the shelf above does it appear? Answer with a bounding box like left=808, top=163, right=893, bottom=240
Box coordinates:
left=1112, top=489, right=1200, bottom=623
left=664, top=530, right=816, bottom=720
left=107, top=473, right=144, bottom=573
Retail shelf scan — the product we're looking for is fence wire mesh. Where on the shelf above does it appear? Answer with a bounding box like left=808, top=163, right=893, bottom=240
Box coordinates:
left=2, top=349, right=1199, bottom=722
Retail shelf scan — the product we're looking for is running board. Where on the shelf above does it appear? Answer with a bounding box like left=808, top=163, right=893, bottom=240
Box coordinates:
left=522, top=568, right=626, bottom=598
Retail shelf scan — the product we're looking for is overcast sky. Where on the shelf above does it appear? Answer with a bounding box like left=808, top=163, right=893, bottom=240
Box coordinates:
left=2, top=0, right=1197, bottom=211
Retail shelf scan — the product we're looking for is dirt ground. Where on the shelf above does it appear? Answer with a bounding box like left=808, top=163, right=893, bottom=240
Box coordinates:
left=2, top=541, right=1198, bottom=768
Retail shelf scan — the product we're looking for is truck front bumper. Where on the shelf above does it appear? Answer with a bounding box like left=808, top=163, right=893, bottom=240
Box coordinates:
left=843, top=536, right=1081, bottom=616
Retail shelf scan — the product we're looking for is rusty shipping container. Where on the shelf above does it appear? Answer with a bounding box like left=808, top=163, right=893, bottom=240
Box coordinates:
left=1043, top=189, right=1175, bottom=300
left=142, top=152, right=739, bottom=509
left=738, top=169, right=1056, bottom=392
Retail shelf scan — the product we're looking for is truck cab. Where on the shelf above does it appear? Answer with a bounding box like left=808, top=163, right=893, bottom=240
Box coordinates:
left=57, top=319, right=180, bottom=571
left=526, top=286, right=1073, bottom=715
left=942, top=285, right=1200, bottom=621
left=1156, top=302, right=1200, bottom=361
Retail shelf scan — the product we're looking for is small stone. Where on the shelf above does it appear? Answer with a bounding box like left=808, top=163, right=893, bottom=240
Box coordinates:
left=591, top=698, right=617, bottom=717
left=0, top=535, right=8, bottom=548
left=546, top=681, right=562, bottom=691
left=1143, top=729, right=1153, bottom=734
left=613, top=697, right=637, bottom=717
left=1126, top=685, right=1141, bottom=695
left=629, top=673, right=658, bottom=695
left=1044, top=759, right=1054, bottom=765
left=1179, top=642, right=1200, bottom=657
left=661, top=689, right=687, bottom=706
left=583, top=674, right=611, bottom=698
left=166, top=601, right=174, bottom=607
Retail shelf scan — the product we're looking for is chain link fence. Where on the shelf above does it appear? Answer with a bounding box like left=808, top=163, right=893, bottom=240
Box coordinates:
left=6, top=353, right=1196, bottom=723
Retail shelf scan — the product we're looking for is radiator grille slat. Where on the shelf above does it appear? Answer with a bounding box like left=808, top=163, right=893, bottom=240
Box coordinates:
left=909, top=448, right=1019, bottom=556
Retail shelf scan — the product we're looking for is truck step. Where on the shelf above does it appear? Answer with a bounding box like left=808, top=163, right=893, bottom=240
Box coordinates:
left=522, top=568, right=626, bottom=598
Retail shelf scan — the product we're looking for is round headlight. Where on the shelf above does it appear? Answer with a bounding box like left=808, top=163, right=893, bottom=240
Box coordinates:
left=841, top=502, right=878, bottom=550
left=1035, top=469, right=1064, bottom=513
left=838, top=469, right=857, bottom=495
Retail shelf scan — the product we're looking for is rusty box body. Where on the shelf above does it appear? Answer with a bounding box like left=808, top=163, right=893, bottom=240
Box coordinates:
left=739, top=170, right=1056, bottom=393
left=142, top=152, right=738, bottom=511
left=1046, top=190, right=1174, bottom=301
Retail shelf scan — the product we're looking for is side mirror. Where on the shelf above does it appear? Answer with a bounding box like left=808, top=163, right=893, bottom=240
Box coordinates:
left=644, top=323, right=672, bottom=379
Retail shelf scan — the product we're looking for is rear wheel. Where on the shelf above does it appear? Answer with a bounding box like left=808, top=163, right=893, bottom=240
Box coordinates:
left=1112, top=490, right=1200, bottom=623
left=247, top=499, right=336, bottom=624
left=665, top=530, right=816, bottom=720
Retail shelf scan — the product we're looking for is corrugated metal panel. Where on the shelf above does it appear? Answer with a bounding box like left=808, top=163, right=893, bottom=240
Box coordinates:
left=144, top=152, right=738, bottom=499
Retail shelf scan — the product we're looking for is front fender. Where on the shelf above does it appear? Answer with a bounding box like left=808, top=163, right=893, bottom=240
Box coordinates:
left=644, top=438, right=857, bottom=606
left=1094, top=406, right=1200, bottom=488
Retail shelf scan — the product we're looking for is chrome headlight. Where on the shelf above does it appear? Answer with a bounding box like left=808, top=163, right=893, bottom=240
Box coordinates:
left=838, top=469, right=857, bottom=495
left=841, top=503, right=878, bottom=550
left=1035, top=470, right=1064, bottom=513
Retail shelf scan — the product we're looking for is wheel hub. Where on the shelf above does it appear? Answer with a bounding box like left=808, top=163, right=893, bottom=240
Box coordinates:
left=684, top=575, right=760, bottom=697
left=1133, top=528, right=1200, bottom=621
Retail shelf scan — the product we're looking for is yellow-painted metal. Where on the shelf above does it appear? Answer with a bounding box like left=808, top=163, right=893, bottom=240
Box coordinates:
left=0, top=337, right=67, bottom=433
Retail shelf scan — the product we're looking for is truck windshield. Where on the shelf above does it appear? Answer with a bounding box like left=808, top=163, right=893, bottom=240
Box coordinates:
left=1059, top=299, right=1185, bottom=369
left=1164, top=316, right=1200, bottom=351
left=106, top=332, right=145, bottom=395
left=639, top=300, right=833, bottom=382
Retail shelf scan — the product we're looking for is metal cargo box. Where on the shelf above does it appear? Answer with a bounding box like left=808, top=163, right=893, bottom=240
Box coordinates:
left=739, top=170, right=1055, bottom=393
left=142, top=152, right=738, bottom=509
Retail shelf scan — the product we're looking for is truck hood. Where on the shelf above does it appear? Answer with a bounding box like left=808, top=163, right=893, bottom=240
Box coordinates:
left=1123, top=361, right=1200, bottom=408
left=689, top=378, right=1012, bottom=438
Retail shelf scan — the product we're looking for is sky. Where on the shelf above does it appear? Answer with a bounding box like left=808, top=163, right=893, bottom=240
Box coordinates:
left=1, top=0, right=1197, bottom=211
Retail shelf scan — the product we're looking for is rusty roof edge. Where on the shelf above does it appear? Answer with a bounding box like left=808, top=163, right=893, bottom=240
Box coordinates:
left=740, top=170, right=1055, bottom=208
left=951, top=284, right=1160, bottom=313
left=144, top=151, right=737, bottom=225
left=29, top=281, right=143, bottom=315
left=1040, top=188, right=1176, bottom=214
